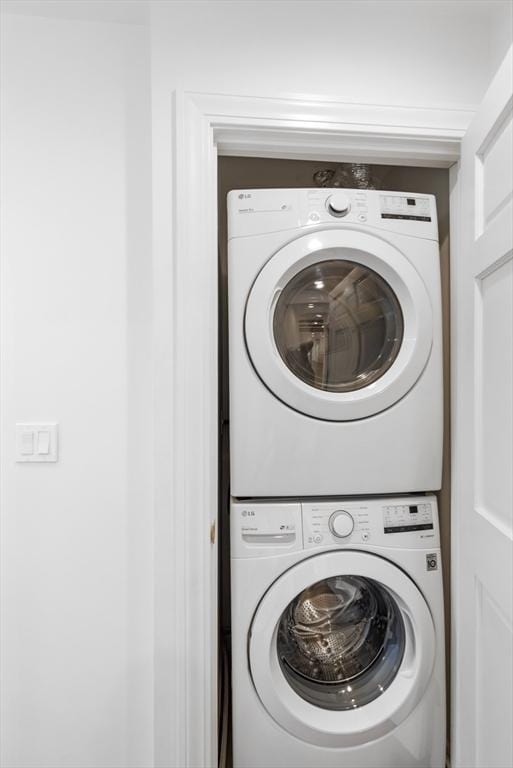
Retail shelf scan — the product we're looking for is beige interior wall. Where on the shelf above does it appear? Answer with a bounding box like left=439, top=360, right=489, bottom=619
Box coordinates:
left=218, top=156, right=451, bottom=754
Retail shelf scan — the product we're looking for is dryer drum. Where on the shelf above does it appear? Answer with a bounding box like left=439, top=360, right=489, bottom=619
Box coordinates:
left=277, top=575, right=405, bottom=710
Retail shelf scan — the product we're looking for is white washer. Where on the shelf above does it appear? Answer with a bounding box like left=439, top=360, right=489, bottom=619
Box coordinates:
left=231, top=495, right=445, bottom=768
left=228, top=188, right=443, bottom=497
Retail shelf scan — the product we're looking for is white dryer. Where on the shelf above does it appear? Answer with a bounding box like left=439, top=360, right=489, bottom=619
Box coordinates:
left=228, top=188, right=443, bottom=497
left=231, top=495, right=445, bottom=768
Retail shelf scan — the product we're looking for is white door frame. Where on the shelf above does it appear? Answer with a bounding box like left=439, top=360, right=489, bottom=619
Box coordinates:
left=168, top=90, right=474, bottom=768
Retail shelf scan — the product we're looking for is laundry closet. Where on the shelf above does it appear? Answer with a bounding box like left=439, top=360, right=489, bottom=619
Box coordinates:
left=218, top=158, right=451, bottom=768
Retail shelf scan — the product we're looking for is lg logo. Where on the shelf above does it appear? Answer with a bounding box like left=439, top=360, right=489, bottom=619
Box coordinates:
left=241, top=510, right=255, bottom=517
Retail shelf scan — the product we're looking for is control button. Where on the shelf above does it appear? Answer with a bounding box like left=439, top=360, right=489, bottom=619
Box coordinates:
left=357, top=214, right=367, bottom=222
left=37, top=430, right=50, bottom=454
left=313, top=534, right=323, bottom=544
left=329, top=510, right=354, bottom=538
left=361, top=531, right=370, bottom=542
left=309, top=212, right=321, bottom=222
left=20, top=431, right=34, bottom=455
left=326, top=192, right=351, bottom=218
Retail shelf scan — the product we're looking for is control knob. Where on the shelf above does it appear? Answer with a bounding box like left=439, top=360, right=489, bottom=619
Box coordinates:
left=328, top=510, right=354, bottom=538
left=327, top=192, right=351, bottom=217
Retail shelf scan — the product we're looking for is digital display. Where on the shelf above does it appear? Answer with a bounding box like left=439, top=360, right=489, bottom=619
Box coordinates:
left=380, top=194, right=432, bottom=222
left=381, top=214, right=431, bottom=221
left=383, top=502, right=434, bottom=534
left=384, top=523, right=433, bottom=533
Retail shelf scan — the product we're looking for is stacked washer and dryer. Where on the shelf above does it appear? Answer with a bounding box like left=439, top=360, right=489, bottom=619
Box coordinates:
left=227, top=187, right=445, bottom=767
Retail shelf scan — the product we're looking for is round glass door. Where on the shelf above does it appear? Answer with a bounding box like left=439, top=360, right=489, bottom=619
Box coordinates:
left=273, top=260, right=403, bottom=393
left=249, top=550, right=436, bottom=747
left=244, top=229, right=433, bottom=421
left=277, top=575, right=405, bottom=711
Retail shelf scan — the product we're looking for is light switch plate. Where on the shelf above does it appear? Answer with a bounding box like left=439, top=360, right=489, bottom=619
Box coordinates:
left=16, top=423, right=58, bottom=462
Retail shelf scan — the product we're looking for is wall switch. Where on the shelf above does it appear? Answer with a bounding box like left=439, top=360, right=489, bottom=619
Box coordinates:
left=20, top=431, right=34, bottom=455
left=16, top=424, right=58, bottom=462
left=37, top=430, right=50, bottom=454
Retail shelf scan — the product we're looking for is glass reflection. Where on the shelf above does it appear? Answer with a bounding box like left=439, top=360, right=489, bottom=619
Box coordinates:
left=277, top=575, right=405, bottom=711
left=273, top=258, right=403, bottom=393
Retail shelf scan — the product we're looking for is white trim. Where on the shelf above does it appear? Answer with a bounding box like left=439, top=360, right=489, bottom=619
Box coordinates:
left=170, top=92, right=218, bottom=768
left=192, top=91, right=474, bottom=166
left=169, top=90, right=471, bottom=768
left=449, top=159, right=462, bottom=767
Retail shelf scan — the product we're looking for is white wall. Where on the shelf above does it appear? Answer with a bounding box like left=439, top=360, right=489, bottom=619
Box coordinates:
left=490, top=0, right=513, bottom=77
left=0, top=9, right=153, bottom=768
left=150, top=0, right=511, bottom=105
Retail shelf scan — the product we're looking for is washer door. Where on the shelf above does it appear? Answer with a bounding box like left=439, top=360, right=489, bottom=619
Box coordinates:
left=245, top=229, right=433, bottom=420
left=249, top=551, right=435, bottom=747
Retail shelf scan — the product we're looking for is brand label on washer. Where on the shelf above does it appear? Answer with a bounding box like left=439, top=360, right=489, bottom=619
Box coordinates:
left=232, top=502, right=303, bottom=558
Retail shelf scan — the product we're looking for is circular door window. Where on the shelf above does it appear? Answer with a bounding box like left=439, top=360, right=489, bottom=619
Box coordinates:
left=245, top=229, right=433, bottom=421
left=248, top=550, right=436, bottom=747
left=277, top=575, right=405, bottom=711
left=273, top=260, right=403, bottom=393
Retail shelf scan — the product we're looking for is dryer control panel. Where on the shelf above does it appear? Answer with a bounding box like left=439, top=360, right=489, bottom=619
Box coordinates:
left=380, top=194, right=432, bottom=221
left=227, top=188, right=439, bottom=241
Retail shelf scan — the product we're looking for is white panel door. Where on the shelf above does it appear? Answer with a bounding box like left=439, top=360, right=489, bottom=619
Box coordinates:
left=452, top=46, right=513, bottom=768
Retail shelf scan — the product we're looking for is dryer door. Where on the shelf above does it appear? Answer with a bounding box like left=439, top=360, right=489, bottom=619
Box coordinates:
left=249, top=550, right=435, bottom=747
left=245, top=229, right=433, bottom=420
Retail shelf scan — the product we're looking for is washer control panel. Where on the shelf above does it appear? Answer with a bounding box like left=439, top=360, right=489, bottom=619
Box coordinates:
left=301, top=495, right=438, bottom=550
left=383, top=502, right=434, bottom=534
left=231, top=496, right=439, bottom=558
left=302, top=502, right=370, bottom=548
